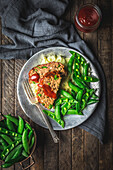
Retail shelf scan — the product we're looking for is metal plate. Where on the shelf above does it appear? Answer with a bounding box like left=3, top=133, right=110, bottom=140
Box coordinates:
left=17, top=47, right=100, bottom=130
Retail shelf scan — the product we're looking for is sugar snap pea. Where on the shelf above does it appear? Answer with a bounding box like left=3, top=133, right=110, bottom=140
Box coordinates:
left=22, top=128, right=30, bottom=154
left=1, top=140, right=21, bottom=160
left=55, top=105, right=61, bottom=120
left=43, top=110, right=64, bottom=128
left=87, top=99, right=99, bottom=105
left=29, top=135, right=35, bottom=149
left=28, top=130, right=33, bottom=145
left=1, top=155, right=25, bottom=168
left=18, top=116, right=24, bottom=134
left=76, top=90, right=84, bottom=112
left=22, top=150, right=29, bottom=157
left=69, top=51, right=76, bottom=55
left=73, top=74, right=86, bottom=89
left=0, top=134, right=13, bottom=145
left=71, top=90, right=76, bottom=98
left=11, top=145, right=23, bottom=161
left=6, top=118, right=15, bottom=132
left=55, top=97, right=68, bottom=106
left=83, top=63, right=89, bottom=76
left=68, top=81, right=81, bottom=93
left=81, top=75, right=99, bottom=82
left=61, top=102, right=75, bottom=116
left=66, top=109, right=83, bottom=115
left=60, top=89, right=73, bottom=99
left=0, top=127, right=22, bottom=137
left=0, top=137, right=7, bottom=149
left=5, top=144, right=23, bottom=163
left=25, top=122, right=32, bottom=131
left=4, top=115, right=19, bottom=126
left=68, top=53, right=75, bottom=73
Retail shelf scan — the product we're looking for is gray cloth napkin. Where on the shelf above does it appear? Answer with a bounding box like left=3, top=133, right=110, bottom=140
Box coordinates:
left=0, top=0, right=107, bottom=143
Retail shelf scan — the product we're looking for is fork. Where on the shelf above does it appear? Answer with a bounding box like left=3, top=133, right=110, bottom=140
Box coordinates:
left=23, top=80, right=59, bottom=143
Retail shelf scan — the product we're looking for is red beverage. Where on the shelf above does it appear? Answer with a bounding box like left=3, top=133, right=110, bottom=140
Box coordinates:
left=75, top=4, right=102, bottom=33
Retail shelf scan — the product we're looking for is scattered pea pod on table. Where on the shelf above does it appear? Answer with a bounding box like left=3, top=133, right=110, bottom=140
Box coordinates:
left=42, top=50, right=99, bottom=128
left=0, top=114, right=35, bottom=168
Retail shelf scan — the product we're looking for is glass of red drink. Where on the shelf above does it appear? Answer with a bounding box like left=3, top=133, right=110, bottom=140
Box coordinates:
left=75, top=4, right=102, bottom=33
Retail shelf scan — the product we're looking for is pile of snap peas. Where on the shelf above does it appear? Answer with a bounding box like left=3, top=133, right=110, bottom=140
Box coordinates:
left=43, top=50, right=99, bottom=128
left=0, top=114, right=35, bottom=168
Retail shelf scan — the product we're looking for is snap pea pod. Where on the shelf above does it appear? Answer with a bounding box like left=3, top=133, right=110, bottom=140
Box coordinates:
left=25, top=122, right=33, bottom=131
left=43, top=110, right=64, bottom=128
left=55, top=97, right=69, bottom=106
left=0, top=134, right=13, bottom=145
left=6, top=118, right=15, bottom=132
left=92, top=93, right=99, bottom=99
left=81, top=89, right=94, bottom=110
left=55, top=105, right=61, bottom=120
left=5, top=144, right=23, bottom=163
left=60, top=89, right=73, bottom=99
left=83, top=63, right=89, bottom=76
left=68, top=81, right=81, bottom=93
left=28, top=130, right=33, bottom=145
left=87, top=99, right=99, bottom=105
left=0, top=137, right=7, bottom=149
left=18, top=116, right=24, bottom=134
left=11, top=145, right=23, bottom=161
left=73, top=74, right=86, bottom=89
left=76, top=90, right=84, bottom=112
left=66, top=109, right=83, bottom=115
left=73, top=58, right=81, bottom=76
left=22, top=150, right=29, bottom=157
left=68, top=53, right=75, bottom=73
left=4, top=115, right=19, bottom=126
left=61, top=102, right=75, bottom=116
left=1, top=155, right=25, bottom=168
left=71, top=90, right=76, bottom=98
left=29, top=135, right=35, bottom=149
left=22, top=128, right=30, bottom=154
left=69, top=51, right=76, bottom=55
left=1, top=140, right=21, bottom=160
left=0, top=127, right=22, bottom=137
left=81, top=75, right=99, bottom=82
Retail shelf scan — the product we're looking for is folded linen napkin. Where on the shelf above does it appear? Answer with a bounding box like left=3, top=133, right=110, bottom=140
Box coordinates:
left=0, top=0, right=107, bottom=143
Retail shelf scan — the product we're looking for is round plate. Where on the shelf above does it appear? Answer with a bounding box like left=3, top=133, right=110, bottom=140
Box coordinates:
left=17, top=47, right=100, bottom=130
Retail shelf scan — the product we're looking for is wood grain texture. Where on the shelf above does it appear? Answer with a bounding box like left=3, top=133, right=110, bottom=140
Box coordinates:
left=0, top=17, right=2, bottom=170
left=98, top=0, right=113, bottom=170
left=44, top=129, right=59, bottom=170
left=30, top=121, right=44, bottom=170
left=14, top=59, right=31, bottom=170
left=70, top=1, right=84, bottom=170
left=1, top=56, right=15, bottom=170
left=82, top=0, right=99, bottom=169
left=59, top=130, right=72, bottom=170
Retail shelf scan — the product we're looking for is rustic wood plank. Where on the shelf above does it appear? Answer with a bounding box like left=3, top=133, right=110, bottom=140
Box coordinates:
left=2, top=59, right=15, bottom=170
left=44, top=129, right=59, bottom=170
left=98, top=0, right=113, bottom=169
left=30, top=121, right=44, bottom=170
left=0, top=17, right=2, bottom=170
left=82, top=0, right=99, bottom=169
left=59, top=130, right=72, bottom=170
left=14, top=59, right=31, bottom=170
left=70, top=1, right=84, bottom=170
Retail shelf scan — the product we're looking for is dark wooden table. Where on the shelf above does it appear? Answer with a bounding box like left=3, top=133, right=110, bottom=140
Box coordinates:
left=0, top=0, right=112, bottom=170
